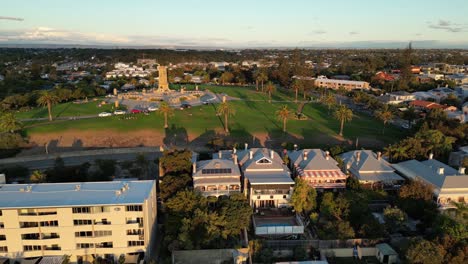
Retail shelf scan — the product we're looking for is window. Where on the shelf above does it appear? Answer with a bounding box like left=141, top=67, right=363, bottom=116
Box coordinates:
left=94, top=230, right=112, bottom=237
left=73, top=207, right=91, bottom=214
left=256, top=158, right=272, bottom=164
left=126, top=205, right=143, bottom=212
left=0, top=246, right=7, bottom=253
left=0, top=235, right=5, bottom=241
left=40, top=220, right=58, bottom=227
left=76, top=243, right=94, bottom=249
left=127, top=229, right=144, bottom=235
left=75, top=231, right=93, bottom=237
left=22, top=233, right=40, bottom=240
left=74, top=219, right=92, bottom=226
left=24, top=245, right=42, bottom=251
left=128, top=241, right=144, bottom=247
left=95, top=242, right=113, bottom=248
left=0, top=210, right=2, bottom=216
left=20, top=222, right=38, bottom=228
left=0, top=222, right=4, bottom=228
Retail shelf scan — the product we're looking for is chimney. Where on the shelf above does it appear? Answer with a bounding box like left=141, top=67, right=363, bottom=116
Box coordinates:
left=192, top=163, right=197, bottom=172
left=459, top=167, right=466, bottom=175
left=75, top=184, right=81, bottom=191
left=429, top=153, right=434, bottom=160
left=303, top=151, right=308, bottom=161
left=325, top=151, right=330, bottom=160
left=356, top=151, right=361, bottom=162
left=438, top=167, right=445, bottom=175
left=270, top=150, right=274, bottom=159
left=249, top=150, right=253, bottom=160
left=294, top=144, right=298, bottom=151
left=245, top=143, right=248, bottom=150
left=233, top=147, right=237, bottom=154
left=377, top=151, right=382, bottom=160
left=218, top=150, right=222, bottom=159
left=234, top=154, right=238, bottom=165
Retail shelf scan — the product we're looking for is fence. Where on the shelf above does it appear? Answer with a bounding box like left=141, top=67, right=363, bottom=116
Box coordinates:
left=263, top=238, right=385, bottom=250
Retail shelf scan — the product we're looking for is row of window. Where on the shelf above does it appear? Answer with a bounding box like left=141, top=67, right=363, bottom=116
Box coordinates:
left=0, top=246, right=7, bottom=253
left=72, top=205, right=143, bottom=213
left=23, top=245, right=60, bottom=251
left=75, top=230, right=112, bottom=237
left=128, top=241, right=145, bottom=247
left=20, top=220, right=59, bottom=228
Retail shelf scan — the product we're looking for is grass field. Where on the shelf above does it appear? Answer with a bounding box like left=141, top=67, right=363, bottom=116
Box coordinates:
left=16, top=99, right=114, bottom=119
left=22, top=85, right=406, bottom=149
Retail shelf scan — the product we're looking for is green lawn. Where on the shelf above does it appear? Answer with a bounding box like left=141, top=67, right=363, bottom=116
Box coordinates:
left=22, top=85, right=406, bottom=148
left=16, top=99, right=114, bottom=119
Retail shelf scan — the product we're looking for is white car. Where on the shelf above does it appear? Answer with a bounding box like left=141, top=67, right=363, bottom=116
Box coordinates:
left=113, top=110, right=126, bottom=115
left=148, top=106, right=159, bottom=112
left=98, top=112, right=112, bottom=117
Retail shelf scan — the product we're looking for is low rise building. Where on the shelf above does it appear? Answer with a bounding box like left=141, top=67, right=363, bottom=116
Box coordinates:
left=288, top=149, right=347, bottom=190
left=340, top=150, right=404, bottom=189
left=314, top=76, right=370, bottom=90
left=380, top=91, right=415, bottom=105
left=0, top=181, right=157, bottom=263
left=393, top=156, right=467, bottom=208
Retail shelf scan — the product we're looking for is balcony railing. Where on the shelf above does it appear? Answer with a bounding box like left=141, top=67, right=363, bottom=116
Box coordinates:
left=253, top=190, right=291, bottom=195
left=44, top=246, right=61, bottom=251
left=311, top=183, right=346, bottom=189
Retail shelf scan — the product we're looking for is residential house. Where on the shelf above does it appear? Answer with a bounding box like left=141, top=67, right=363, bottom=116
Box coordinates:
left=380, top=91, right=415, bottom=105
left=340, top=150, right=404, bottom=189
left=236, top=147, right=294, bottom=209
left=393, top=155, right=468, bottom=208
left=192, top=152, right=241, bottom=197
left=409, top=100, right=457, bottom=112
left=288, top=149, right=347, bottom=190
left=454, top=85, right=468, bottom=100
left=445, top=74, right=468, bottom=85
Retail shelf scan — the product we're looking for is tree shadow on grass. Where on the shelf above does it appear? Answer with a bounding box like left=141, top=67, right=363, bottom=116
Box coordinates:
left=32, top=107, right=48, bottom=119
left=164, top=124, right=189, bottom=148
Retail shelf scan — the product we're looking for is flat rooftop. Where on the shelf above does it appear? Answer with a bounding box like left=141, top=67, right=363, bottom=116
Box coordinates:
left=0, top=180, right=155, bottom=209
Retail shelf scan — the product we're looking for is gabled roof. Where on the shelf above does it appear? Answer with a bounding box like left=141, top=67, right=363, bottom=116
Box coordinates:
left=193, top=159, right=241, bottom=178
left=340, top=150, right=403, bottom=182
left=288, top=149, right=340, bottom=171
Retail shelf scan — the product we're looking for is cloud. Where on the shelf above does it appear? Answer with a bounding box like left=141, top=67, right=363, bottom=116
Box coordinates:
left=349, top=31, right=359, bottom=35
left=241, top=26, right=254, bottom=31
left=428, top=20, right=466, bottom=32
left=309, top=30, right=326, bottom=35
left=0, top=16, right=24, bottom=21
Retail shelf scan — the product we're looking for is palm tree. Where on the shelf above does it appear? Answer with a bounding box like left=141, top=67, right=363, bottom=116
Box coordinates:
left=375, top=105, right=394, bottom=134
left=265, top=81, right=276, bottom=103
left=37, top=91, right=59, bottom=121
left=321, top=93, right=336, bottom=115
left=257, top=72, right=268, bottom=92
left=384, top=144, right=408, bottom=162
left=402, top=106, right=418, bottom=128
left=158, top=102, right=174, bottom=129
left=276, top=105, right=291, bottom=133
left=30, top=170, right=46, bottom=183
left=334, top=104, right=353, bottom=137
left=291, top=79, right=303, bottom=103
left=0, top=111, right=22, bottom=133
left=217, top=101, right=235, bottom=133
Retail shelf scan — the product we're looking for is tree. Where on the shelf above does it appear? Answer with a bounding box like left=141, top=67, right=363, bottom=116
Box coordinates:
left=333, top=104, right=353, bottom=137
left=321, top=93, right=336, bottom=115
left=264, top=81, right=276, bottom=103
left=406, top=239, right=445, bottom=264
left=290, top=178, right=317, bottom=214
left=276, top=105, right=291, bottom=133
left=257, top=71, right=268, bottom=92
left=160, top=173, right=192, bottom=201
left=217, top=101, right=235, bottom=133
left=320, top=192, right=349, bottom=221
left=0, top=111, right=21, bottom=132
left=158, top=102, right=174, bottom=129
left=375, top=105, right=394, bottom=134
left=30, top=170, right=46, bottom=183
left=160, top=149, right=192, bottom=175
left=383, top=206, right=407, bottom=233
left=402, top=106, right=418, bottom=128
left=37, top=91, right=59, bottom=121
left=220, top=72, right=234, bottom=85
left=291, top=79, right=303, bottom=103
left=319, top=220, right=355, bottom=239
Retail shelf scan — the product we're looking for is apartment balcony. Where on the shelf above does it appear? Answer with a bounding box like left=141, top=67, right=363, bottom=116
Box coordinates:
left=253, top=190, right=291, bottom=195
left=94, top=221, right=112, bottom=225
left=312, top=182, right=346, bottom=189
left=18, top=215, right=58, bottom=222
left=127, top=234, right=145, bottom=241
left=201, top=189, right=240, bottom=197
left=126, top=221, right=144, bottom=228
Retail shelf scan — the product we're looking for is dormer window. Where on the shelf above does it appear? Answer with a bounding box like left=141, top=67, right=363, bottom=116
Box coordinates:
left=256, top=158, right=272, bottom=164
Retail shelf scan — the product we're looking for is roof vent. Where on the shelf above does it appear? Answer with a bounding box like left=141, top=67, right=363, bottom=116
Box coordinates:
left=115, top=190, right=121, bottom=196
left=26, top=186, right=32, bottom=192
left=270, top=150, right=274, bottom=159
left=325, top=151, right=330, bottom=160
left=245, top=143, right=248, bottom=150
left=75, top=184, right=81, bottom=191
left=459, top=167, right=466, bottom=175
left=249, top=150, right=253, bottom=160
left=356, top=151, right=361, bottom=162
left=303, top=151, right=308, bottom=161
left=438, top=167, right=445, bottom=175
left=218, top=151, right=222, bottom=159
left=377, top=152, right=382, bottom=160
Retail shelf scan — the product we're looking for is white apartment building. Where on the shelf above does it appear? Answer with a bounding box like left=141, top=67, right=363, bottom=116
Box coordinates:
left=0, top=180, right=157, bottom=263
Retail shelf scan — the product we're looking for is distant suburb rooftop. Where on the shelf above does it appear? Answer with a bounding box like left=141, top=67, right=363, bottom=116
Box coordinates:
left=0, top=180, right=155, bottom=209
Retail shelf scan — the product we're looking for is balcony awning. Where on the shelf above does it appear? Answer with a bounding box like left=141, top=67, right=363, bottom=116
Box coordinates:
left=298, top=169, right=347, bottom=178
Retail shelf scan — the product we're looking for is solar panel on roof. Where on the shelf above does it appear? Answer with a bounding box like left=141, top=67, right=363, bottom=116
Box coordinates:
left=201, top=168, right=232, bottom=174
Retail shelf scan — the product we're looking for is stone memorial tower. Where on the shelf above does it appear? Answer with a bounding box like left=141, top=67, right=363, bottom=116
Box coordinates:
left=158, top=65, right=169, bottom=91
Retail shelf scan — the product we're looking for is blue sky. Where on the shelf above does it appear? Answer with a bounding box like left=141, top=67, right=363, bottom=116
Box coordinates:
left=1, top=0, right=468, bottom=48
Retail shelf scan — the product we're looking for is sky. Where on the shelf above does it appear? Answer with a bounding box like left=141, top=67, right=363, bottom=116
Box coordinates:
left=1, top=0, right=468, bottom=48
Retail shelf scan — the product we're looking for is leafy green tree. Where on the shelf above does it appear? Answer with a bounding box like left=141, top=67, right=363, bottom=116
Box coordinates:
left=37, top=91, right=59, bottom=121
left=158, top=101, right=174, bottom=129
left=265, top=81, right=276, bottom=103
left=346, top=176, right=361, bottom=190
left=293, top=246, right=308, bottom=261
left=160, top=149, right=192, bottom=175
left=406, top=239, right=445, bottom=264
left=220, top=72, right=234, bottom=85
left=0, top=111, right=22, bottom=132
left=160, top=173, right=192, bottom=201
left=383, top=206, right=407, bottom=233
left=320, top=192, right=349, bottom=221
left=217, top=101, right=235, bottom=133
left=374, top=104, right=394, bottom=134
left=320, top=220, right=355, bottom=239
left=333, top=104, right=353, bottom=137
left=276, top=105, right=291, bottom=133
left=321, top=93, right=336, bottom=114
left=30, top=170, right=46, bottom=183
left=291, top=178, right=317, bottom=214
left=217, top=193, right=252, bottom=237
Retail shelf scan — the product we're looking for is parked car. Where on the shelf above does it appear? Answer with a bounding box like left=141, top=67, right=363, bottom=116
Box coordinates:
left=202, top=101, right=209, bottom=105
left=98, top=112, right=112, bottom=117
left=180, top=103, right=191, bottom=110
left=131, top=109, right=142, bottom=114
left=113, top=110, right=126, bottom=115
left=148, top=105, right=159, bottom=112
left=401, top=123, right=410, bottom=129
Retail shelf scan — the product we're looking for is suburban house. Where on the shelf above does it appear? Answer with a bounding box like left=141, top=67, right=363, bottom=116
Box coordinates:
left=236, top=147, right=294, bottom=209
left=409, top=100, right=457, bottom=112
left=313, top=76, right=370, bottom=90
left=192, top=152, right=241, bottom=197
left=288, top=149, right=347, bottom=190
left=393, top=155, right=468, bottom=208
left=340, top=150, right=404, bottom=189
left=380, top=91, right=415, bottom=105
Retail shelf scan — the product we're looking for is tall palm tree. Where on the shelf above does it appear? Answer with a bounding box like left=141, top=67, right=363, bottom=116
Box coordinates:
left=265, top=81, right=276, bottom=103
left=321, top=93, right=336, bottom=115
left=384, top=144, right=408, bottom=162
left=0, top=111, right=22, bottom=133
left=257, top=72, right=268, bottom=92
left=37, top=91, right=59, bottom=121
left=158, top=102, right=174, bottom=129
left=402, top=106, right=418, bottom=128
left=291, top=79, right=303, bottom=103
left=276, top=105, right=291, bottom=133
left=375, top=105, right=394, bottom=134
left=217, top=101, right=235, bottom=133
left=334, top=104, right=353, bottom=137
